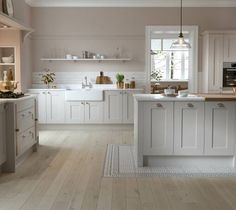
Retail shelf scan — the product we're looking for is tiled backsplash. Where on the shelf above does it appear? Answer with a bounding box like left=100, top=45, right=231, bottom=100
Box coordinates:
left=32, top=71, right=146, bottom=88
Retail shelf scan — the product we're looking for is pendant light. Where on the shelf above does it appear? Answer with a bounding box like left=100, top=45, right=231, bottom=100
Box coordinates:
left=171, top=0, right=191, bottom=49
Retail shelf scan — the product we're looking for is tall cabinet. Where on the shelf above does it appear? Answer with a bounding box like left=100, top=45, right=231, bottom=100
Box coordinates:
left=202, top=31, right=236, bottom=93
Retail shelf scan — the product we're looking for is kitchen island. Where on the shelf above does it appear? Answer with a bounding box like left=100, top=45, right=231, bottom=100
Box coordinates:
left=0, top=95, right=38, bottom=173
left=134, top=94, right=236, bottom=168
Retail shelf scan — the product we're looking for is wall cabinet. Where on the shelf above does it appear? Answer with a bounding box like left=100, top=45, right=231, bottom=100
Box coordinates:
left=0, top=104, right=6, bottom=165
left=205, top=102, right=236, bottom=156
left=143, top=102, right=174, bottom=155
left=224, top=35, right=236, bottom=62
left=66, top=101, right=103, bottom=124
left=174, top=102, right=205, bottom=155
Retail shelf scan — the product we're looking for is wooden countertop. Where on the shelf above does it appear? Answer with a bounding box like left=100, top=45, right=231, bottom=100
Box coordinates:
left=196, top=93, right=236, bottom=101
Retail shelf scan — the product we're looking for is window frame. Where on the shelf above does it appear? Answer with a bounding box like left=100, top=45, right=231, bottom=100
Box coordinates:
left=145, top=25, right=199, bottom=93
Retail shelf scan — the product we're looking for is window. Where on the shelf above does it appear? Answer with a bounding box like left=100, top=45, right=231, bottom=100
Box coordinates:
left=151, top=38, right=189, bottom=81
left=146, top=26, right=198, bottom=93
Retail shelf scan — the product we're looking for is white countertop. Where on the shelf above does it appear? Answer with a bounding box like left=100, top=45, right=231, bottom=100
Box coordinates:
left=0, top=95, right=36, bottom=104
left=134, top=94, right=205, bottom=102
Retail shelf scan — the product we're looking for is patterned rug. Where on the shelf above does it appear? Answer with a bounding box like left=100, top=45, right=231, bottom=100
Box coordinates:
left=104, top=144, right=236, bottom=177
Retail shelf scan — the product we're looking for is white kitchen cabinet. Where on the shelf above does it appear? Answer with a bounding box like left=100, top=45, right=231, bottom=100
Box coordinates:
left=143, top=102, right=174, bottom=155
left=224, top=34, right=236, bottom=62
left=122, top=91, right=136, bottom=124
left=104, top=91, right=123, bottom=123
left=65, top=102, right=85, bottom=123
left=66, top=101, right=103, bottom=124
left=46, top=91, right=65, bottom=124
left=202, top=32, right=224, bottom=93
left=104, top=90, right=142, bottom=124
left=37, top=91, right=47, bottom=123
left=85, top=102, right=104, bottom=123
left=0, top=104, right=6, bottom=165
left=205, top=102, right=236, bottom=156
left=174, top=102, right=205, bottom=155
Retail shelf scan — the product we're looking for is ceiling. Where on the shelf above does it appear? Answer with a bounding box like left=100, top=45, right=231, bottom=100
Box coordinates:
left=25, top=0, right=236, bottom=7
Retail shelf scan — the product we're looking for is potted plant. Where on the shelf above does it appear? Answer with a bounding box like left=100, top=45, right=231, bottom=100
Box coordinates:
left=40, top=68, right=56, bottom=89
left=116, top=73, right=124, bottom=89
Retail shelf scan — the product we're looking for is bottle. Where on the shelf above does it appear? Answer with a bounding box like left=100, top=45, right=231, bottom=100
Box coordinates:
left=130, top=77, right=136, bottom=89
left=125, top=79, right=130, bottom=89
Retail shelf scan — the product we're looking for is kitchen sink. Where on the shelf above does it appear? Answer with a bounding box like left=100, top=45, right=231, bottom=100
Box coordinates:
left=65, top=89, right=104, bottom=101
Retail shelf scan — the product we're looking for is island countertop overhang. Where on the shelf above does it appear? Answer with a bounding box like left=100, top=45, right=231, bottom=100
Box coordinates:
left=134, top=94, right=236, bottom=102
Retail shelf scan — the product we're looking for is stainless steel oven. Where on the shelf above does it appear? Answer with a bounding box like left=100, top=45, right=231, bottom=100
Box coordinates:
left=223, top=62, right=236, bottom=87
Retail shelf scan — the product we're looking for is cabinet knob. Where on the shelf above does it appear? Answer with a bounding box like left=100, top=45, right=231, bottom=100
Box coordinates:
left=156, top=103, right=163, bottom=108
left=15, top=129, right=20, bottom=132
left=86, top=102, right=89, bottom=105
left=42, top=92, right=46, bottom=94
left=48, top=92, right=51, bottom=94
left=217, top=103, right=225, bottom=108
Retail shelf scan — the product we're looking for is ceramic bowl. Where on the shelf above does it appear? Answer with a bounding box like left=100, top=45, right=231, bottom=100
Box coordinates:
left=2, top=56, right=14, bottom=63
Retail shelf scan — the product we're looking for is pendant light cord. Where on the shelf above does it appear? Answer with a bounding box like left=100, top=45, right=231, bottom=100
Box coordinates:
left=180, top=0, right=183, bottom=35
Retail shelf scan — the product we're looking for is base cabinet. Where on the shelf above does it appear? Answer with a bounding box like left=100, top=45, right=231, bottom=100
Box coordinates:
left=174, top=102, right=205, bottom=155
left=104, top=90, right=143, bottom=124
left=66, top=101, right=103, bottom=124
left=0, top=104, right=6, bottom=165
left=46, top=91, right=65, bottom=124
left=205, top=102, right=236, bottom=156
left=104, top=91, right=123, bottom=123
left=143, top=102, right=174, bottom=155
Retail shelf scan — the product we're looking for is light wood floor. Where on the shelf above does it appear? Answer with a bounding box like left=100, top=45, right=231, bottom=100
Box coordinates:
left=1, top=126, right=236, bottom=210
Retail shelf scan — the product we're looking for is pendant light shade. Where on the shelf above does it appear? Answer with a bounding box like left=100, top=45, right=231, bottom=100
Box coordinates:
left=171, top=0, right=191, bottom=49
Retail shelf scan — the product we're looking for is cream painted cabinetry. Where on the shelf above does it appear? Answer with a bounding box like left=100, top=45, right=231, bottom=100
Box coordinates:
left=104, top=90, right=143, bottom=124
left=202, top=33, right=224, bottom=93
left=104, top=91, right=123, bottom=123
left=0, top=104, right=6, bottom=165
left=224, top=34, right=236, bottom=62
left=46, top=91, right=65, bottom=124
left=174, top=102, right=205, bottom=155
left=29, top=90, right=65, bottom=124
left=65, top=101, right=103, bottom=124
left=205, top=102, right=236, bottom=156
left=202, top=31, right=236, bottom=93
left=143, top=102, right=174, bottom=155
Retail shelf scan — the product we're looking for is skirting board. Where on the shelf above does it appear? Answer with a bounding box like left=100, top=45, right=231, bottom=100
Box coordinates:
left=144, top=156, right=235, bottom=168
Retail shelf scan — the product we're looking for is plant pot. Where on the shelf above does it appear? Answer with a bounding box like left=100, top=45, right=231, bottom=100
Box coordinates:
left=116, top=81, right=124, bottom=89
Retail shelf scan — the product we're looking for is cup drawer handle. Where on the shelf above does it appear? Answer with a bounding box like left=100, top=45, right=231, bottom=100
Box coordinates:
left=187, top=103, right=194, bottom=108
left=217, top=103, right=225, bottom=108
left=156, top=103, right=163, bottom=108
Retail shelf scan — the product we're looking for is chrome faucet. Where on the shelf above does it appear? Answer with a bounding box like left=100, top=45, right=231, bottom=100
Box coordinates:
left=82, top=76, right=93, bottom=88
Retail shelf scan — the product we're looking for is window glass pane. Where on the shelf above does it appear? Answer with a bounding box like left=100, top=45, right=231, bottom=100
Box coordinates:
left=150, top=38, right=189, bottom=81
left=151, top=39, right=161, bottom=51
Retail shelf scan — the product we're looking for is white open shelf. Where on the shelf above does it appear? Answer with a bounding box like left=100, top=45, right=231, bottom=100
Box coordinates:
left=40, top=58, right=132, bottom=62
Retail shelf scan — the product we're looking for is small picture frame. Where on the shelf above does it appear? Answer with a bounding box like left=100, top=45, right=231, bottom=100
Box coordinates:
left=2, top=0, right=14, bottom=18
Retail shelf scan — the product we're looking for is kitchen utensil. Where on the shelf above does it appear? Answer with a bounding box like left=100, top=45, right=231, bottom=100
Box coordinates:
left=178, top=90, right=189, bottom=97
left=0, top=81, right=18, bottom=92
left=2, top=55, right=14, bottom=63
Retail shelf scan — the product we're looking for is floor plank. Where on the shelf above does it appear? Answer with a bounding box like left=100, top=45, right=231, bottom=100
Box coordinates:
left=0, top=127, right=235, bottom=210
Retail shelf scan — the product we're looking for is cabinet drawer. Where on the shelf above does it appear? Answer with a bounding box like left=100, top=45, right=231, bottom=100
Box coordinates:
left=16, top=127, right=36, bottom=157
left=17, top=98, right=35, bottom=112
left=17, top=107, right=35, bottom=133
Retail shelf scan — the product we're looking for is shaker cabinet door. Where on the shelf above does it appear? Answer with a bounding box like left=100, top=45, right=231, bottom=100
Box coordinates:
left=205, top=102, right=236, bottom=156
left=37, top=91, right=47, bottom=124
left=65, top=102, right=85, bottom=124
left=143, top=102, right=174, bottom=155
left=0, top=104, right=6, bottom=165
left=84, top=102, right=104, bottom=124
left=224, top=35, right=236, bottom=62
left=174, top=102, right=205, bottom=155
left=46, top=91, right=65, bottom=124
left=104, top=91, right=123, bottom=123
